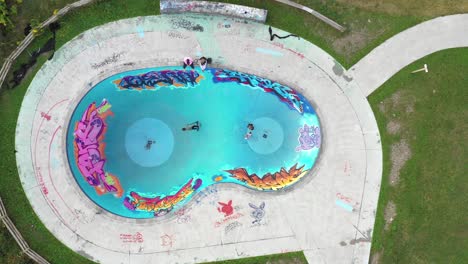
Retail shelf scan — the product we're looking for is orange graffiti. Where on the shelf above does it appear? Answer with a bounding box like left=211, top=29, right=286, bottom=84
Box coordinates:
left=124, top=178, right=202, bottom=217
left=225, top=163, right=309, bottom=191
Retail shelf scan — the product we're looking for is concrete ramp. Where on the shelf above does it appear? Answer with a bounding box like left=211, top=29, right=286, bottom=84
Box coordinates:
left=160, top=0, right=268, bottom=23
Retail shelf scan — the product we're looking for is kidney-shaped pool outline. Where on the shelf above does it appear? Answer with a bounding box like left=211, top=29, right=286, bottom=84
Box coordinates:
left=67, top=67, right=322, bottom=219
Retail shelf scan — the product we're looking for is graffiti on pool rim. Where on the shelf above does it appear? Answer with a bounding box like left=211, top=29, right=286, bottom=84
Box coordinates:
left=296, top=124, right=321, bottom=152
left=211, top=68, right=305, bottom=114
left=114, top=69, right=203, bottom=90
left=124, top=178, right=202, bottom=217
left=72, top=99, right=123, bottom=197
left=225, top=163, right=309, bottom=191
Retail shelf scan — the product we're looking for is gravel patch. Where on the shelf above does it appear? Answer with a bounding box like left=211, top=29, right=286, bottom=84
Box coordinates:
left=384, top=201, right=397, bottom=230
left=389, top=139, right=411, bottom=186
left=370, top=250, right=382, bottom=264
left=386, top=120, right=401, bottom=134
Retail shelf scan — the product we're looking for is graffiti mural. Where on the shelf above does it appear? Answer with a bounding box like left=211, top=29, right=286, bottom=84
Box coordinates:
left=296, top=124, right=321, bottom=152
left=212, top=69, right=304, bottom=114
left=73, top=99, right=123, bottom=197
left=113, top=70, right=203, bottom=90
left=124, top=178, right=202, bottom=217
left=67, top=66, right=321, bottom=219
left=249, top=202, right=265, bottom=224
left=225, top=163, right=309, bottom=191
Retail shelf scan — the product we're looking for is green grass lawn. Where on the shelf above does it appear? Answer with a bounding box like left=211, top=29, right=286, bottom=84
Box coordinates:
left=0, top=0, right=467, bottom=263
left=0, top=223, right=34, bottom=264
left=205, top=251, right=307, bottom=264
left=0, top=0, right=77, bottom=62
left=368, top=48, right=468, bottom=263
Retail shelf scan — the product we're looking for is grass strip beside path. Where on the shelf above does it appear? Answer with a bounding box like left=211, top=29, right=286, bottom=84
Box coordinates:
left=369, top=48, right=468, bottom=263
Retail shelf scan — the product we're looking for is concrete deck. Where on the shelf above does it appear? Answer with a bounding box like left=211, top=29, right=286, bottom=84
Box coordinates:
left=16, top=14, right=382, bottom=264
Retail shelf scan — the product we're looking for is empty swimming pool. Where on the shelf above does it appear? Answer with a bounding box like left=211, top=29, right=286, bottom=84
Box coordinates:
left=67, top=66, right=321, bottom=218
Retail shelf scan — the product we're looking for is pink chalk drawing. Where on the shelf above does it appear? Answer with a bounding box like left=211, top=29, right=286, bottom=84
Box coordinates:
left=73, top=99, right=123, bottom=197
left=214, top=213, right=244, bottom=228
left=174, top=207, right=192, bottom=224
left=119, top=232, right=144, bottom=243
left=217, top=200, right=234, bottom=217
left=295, top=124, right=321, bottom=152
left=272, top=42, right=305, bottom=59
left=161, top=234, right=175, bottom=248
left=36, top=167, right=48, bottom=195
left=336, top=193, right=360, bottom=208
left=344, top=160, right=352, bottom=176
left=40, top=111, right=51, bottom=121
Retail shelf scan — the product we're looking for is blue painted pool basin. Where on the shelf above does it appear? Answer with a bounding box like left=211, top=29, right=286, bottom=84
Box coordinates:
left=67, top=67, right=321, bottom=218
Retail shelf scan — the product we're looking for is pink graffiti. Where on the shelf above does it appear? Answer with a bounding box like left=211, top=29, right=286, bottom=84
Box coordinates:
left=214, top=213, right=244, bottom=228
left=336, top=193, right=359, bottom=207
left=120, top=232, right=144, bottom=243
left=40, top=112, right=51, bottom=121
left=272, top=42, right=305, bottom=59
left=36, top=167, right=48, bottom=195
left=344, top=160, right=352, bottom=175
left=73, top=99, right=122, bottom=196
left=161, top=234, right=175, bottom=248
left=217, top=200, right=234, bottom=217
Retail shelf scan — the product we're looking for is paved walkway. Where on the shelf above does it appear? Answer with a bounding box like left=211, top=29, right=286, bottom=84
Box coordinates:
left=350, top=14, right=468, bottom=97
left=16, top=14, right=381, bottom=264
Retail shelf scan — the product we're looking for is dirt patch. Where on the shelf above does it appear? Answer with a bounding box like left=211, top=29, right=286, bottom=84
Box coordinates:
left=391, top=90, right=402, bottom=105
left=386, top=120, right=401, bottom=135
left=267, top=258, right=306, bottom=264
left=335, top=0, right=468, bottom=16
left=384, top=201, right=397, bottom=230
left=406, top=104, right=414, bottom=113
left=378, top=101, right=386, bottom=113
left=332, top=31, right=369, bottom=56
left=370, top=250, right=382, bottom=264
left=389, top=139, right=411, bottom=186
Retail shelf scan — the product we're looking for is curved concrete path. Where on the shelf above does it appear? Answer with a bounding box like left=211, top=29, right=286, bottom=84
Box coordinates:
left=16, top=14, right=381, bottom=264
left=350, top=14, right=468, bottom=96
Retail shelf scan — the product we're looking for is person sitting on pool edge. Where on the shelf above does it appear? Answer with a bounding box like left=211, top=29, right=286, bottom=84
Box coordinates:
left=182, top=121, right=200, bottom=131
left=183, top=57, right=194, bottom=70
left=198, top=56, right=212, bottom=71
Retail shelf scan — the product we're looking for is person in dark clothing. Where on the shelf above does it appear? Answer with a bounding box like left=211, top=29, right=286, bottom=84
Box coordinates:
left=245, top=123, right=255, bottom=140
left=182, top=121, right=200, bottom=131
left=198, top=56, right=212, bottom=71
